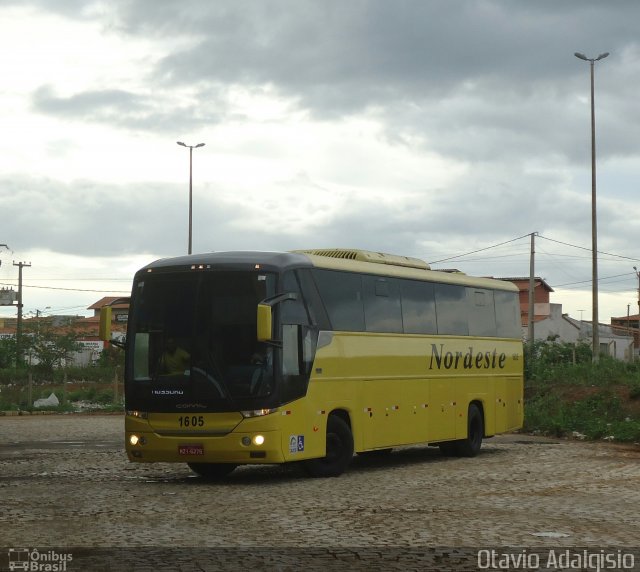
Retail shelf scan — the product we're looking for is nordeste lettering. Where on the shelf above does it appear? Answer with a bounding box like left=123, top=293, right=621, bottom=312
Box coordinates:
left=429, top=344, right=507, bottom=370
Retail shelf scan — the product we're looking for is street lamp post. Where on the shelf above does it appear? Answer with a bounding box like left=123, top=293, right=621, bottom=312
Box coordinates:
left=177, top=141, right=205, bottom=255
left=574, top=51, right=609, bottom=362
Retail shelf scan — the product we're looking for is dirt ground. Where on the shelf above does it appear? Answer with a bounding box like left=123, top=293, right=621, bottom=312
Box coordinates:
left=1, top=414, right=639, bottom=571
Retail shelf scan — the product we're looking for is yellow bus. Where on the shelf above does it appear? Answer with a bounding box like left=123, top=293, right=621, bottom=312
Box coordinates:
left=117, top=249, right=523, bottom=478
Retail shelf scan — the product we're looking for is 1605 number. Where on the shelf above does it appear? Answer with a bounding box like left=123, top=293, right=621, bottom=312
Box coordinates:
left=178, top=415, right=205, bottom=428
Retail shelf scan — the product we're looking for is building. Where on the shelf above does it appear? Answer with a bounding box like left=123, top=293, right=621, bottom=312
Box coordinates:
left=497, top=277, right=554, bottom=338
left=498, top=277, right=635, bottom=360
left=0, top=297, right=129, bottom=367
left=610, top=313, right=640, bottom=359
left=87, top=296, right=130, bottom=324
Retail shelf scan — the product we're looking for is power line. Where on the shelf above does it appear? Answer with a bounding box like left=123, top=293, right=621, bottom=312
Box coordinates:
left=427, top=233, right=532, bottom=264
left=427, top=232, right=639, bottom=270
left=0, top=281, right=129, bottom=294
left=16, top=277, right=132, bottom=282
left=555, top=272, right=636, bottom=288
left=538, top=235, right=640, bottom=262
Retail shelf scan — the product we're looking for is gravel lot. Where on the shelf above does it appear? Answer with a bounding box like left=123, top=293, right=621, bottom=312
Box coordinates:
left=1, top=414, right=639, bottom=571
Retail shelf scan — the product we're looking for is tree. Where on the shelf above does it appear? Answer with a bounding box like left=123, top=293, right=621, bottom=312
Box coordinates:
left=96, top=344, right=125, bottom=369
left=0, top=336, right=16, bottom=368
left=24, top=318, right=85, bottom=377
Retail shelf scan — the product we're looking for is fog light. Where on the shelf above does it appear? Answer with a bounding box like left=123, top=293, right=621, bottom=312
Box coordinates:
left=241, top=436, right=251, bottom=446
left=253, top=435, right=265, bottom=446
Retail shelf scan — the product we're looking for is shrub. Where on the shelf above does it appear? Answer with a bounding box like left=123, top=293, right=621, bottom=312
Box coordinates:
left=524, top=338, right=640, bottom=442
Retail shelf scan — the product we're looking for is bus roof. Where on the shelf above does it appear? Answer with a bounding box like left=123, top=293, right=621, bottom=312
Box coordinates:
left=141, top=249, right=518, bottom=292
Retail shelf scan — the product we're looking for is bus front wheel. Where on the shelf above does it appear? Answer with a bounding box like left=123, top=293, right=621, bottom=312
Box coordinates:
left=187, top=462, right=237, bottom=479
left=303, top=415, right=354, bottom=478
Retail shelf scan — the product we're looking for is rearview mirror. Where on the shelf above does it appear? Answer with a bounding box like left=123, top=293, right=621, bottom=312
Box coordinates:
left=256, top=304, right=272, bottom=342
left=99, top=307, right=112, bottom=341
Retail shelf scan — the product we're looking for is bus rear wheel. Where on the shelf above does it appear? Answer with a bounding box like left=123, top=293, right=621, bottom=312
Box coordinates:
left=303, top=415, right=354, bottom=478
left=187, top=462, right=237, bottom=479
left=455, top=403, right=484, bottom=457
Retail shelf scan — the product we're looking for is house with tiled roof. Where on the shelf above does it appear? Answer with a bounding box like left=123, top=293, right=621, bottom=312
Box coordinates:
left=496, top=277, right=634, bottom=360
left=0, top=297, right=130, bottom=366
left=610, top=313, right=640, bottom=359
left=496, top=277, right=554, bottom=328
left=88, top=296, right=130, bottom=322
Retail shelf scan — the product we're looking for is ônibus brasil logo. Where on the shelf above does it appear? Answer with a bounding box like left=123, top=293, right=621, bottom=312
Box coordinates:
left=7, top=548, right=72, bottom=571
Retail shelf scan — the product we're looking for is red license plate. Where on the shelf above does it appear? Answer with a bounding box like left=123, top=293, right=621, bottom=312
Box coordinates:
left=178, top=444, right=204, bottom=456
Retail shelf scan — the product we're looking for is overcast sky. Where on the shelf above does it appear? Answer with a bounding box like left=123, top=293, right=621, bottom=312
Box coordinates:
left=1, top=0, right=640, bottom=325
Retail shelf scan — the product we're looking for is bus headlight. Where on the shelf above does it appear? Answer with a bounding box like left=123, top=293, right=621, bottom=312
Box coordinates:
left=241, top=408, right=278, bottom=418
left=129, top=434, right=146, bottom=446
left=253, top=435, right=265, bottom=446
left=126, top=410, right=148, bottom=419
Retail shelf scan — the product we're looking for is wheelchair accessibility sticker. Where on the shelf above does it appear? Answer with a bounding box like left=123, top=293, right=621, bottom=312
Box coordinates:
left=289, top=435, right=304, bottom=454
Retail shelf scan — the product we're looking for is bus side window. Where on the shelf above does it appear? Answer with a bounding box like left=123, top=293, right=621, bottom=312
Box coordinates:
left=282, top=324, right=299, bottom=375
left=434, top=284, right=469, bottom=335
left=400, top=279, right=437, bottom=334
left=311, top=269, right=365, bottom=332
left=467, top=288, right=497, bottom=337
left=280, top=272, right=317, bottom=401
left=281, top=271, right=310, bottom=325
left=495, top=290, right=521, bottom=338
left=296, top=269, right=331, bottom=330
left=363, top=276, right=402, bottom=333
left=282, top=324, right=316, bottom=374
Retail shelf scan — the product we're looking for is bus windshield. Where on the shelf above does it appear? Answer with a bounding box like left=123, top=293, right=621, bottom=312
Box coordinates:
left=128, top=270, right=277, bottom=410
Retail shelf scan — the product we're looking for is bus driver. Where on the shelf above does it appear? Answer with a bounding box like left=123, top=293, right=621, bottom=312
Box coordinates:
left=159, top=338, right=190, bottom=375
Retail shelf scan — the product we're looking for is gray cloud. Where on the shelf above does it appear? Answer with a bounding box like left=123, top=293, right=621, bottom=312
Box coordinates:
left=25, top=1, right=640, bottom=165
left=5, top=0, right=640, bottom=317
left=31, top=85, right=226, bottom=134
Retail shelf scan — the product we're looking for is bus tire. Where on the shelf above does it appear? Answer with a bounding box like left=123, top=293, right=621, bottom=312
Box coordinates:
left=187, top=462, right=237, bottom=479
left=303, top=415, right=354, bottom=478
left=455, top=403, right=484, bottom=457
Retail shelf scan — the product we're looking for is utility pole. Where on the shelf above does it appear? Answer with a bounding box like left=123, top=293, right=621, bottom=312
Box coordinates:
left=634, top=267, right=640, bottom=361
left=13, top=261, right=31, bottom=367
left=527, top=232, right=537, bottom=351
left=628, top=303, right=632, bottom=362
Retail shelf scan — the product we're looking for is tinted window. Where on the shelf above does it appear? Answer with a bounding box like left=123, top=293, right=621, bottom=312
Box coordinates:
left=467, top=288, right=497, bottom=337
left=434, top=283, right=468, bottom=335
left=128, top=271, right=277, bottom=411
left=363, top=276, right=402, bottom=333
left=400, top=280, right=437, bottom=334
left=297, top=269, right=331, bottom=330
left=281, top=271, right=310, bottom=325
left=312, top=269, right=517, bottom=339
left=280, top=272, right=315, bottom=403
left=495, top=290, right=521, bottom=338
left=312, top=269, right=365, bottom=331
